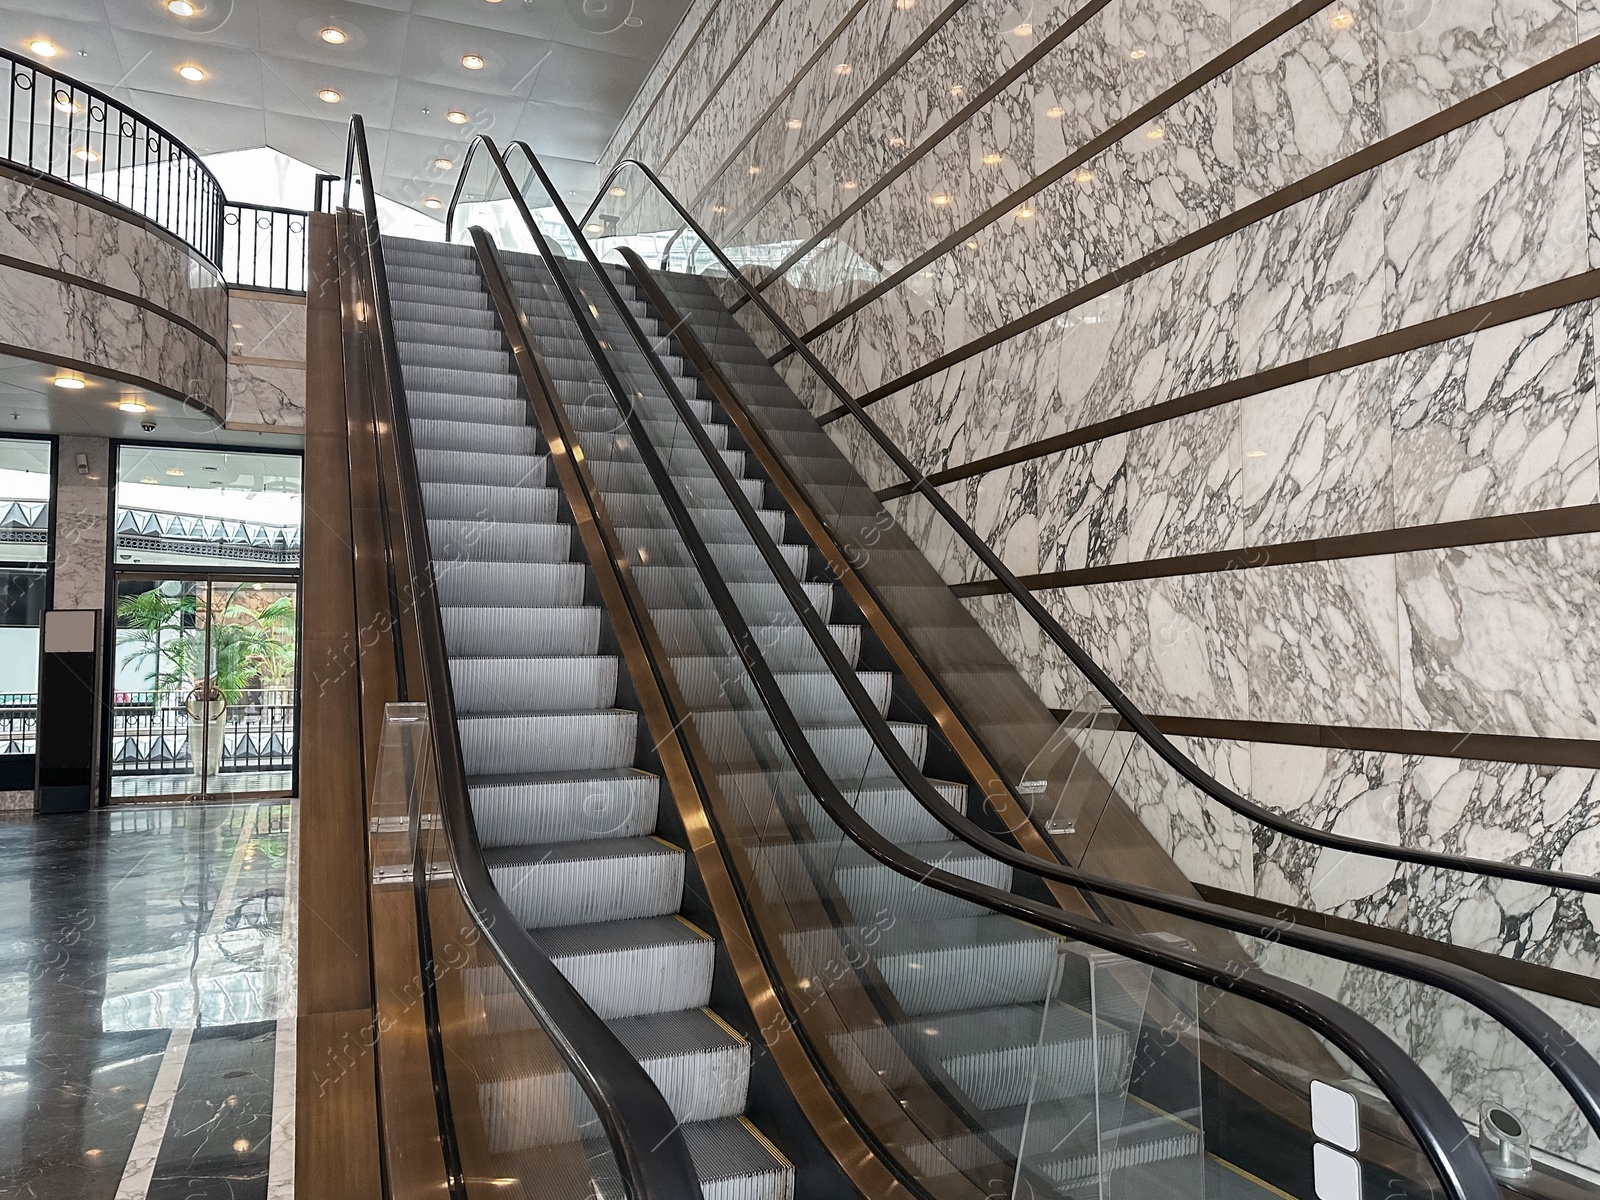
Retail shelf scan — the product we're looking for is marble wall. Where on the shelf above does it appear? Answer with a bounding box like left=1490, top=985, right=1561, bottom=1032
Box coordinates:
left=53, top=435, right=110, bottom=612
left=225, top=292, right=307, bottom=433
left=611, top=0, right=1600, bottom=1155
left=0, top=169, right=230, bottom=422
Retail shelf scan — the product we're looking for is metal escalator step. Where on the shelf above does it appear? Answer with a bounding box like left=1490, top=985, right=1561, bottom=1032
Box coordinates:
left=607, top=1008, right=750, bottom=1123
left=470, top=768, right=660, bottom=847
left=631, top=574, right=833, bottom=623
left=441, top=605, right=601, bottom=656
left=646, top=613, right=859, bottom=667
left=386, top=281, right=491, bottom=309
left=414, top=448, right=546, bottom=487
left=585, top=458, right=761, bottom=502
left=680, top=1117, right=794, bottom=1200
left=607, top=503, right=785, bottom=542
left=753, top=840, right=1006, bottom=923
left=671, top=661, right=890, bottom=721
left=532, top=915, right=715, bottom=1019
left=485, top=835, right=682, bottom=928
left=450, top=655, right=618, bottom=714
left=405, top=389, right=528, bottom=425
left=421, top=483, right=559, bottom=523
left=433, top=561, right=587, bottom=609
left=387, top=263, right=482, bottom=292
left=458, top=708, right=638, bottom=776
left=427, top=517, right=572, bottom=564
left=393, top=321, right=503, bottom=353
left=715, top=771, right=962, bottom=845
left=866, top=915, right=1062, bottom=1015
left=390, top=300, right=497, bottom=330
left=411, top=418, right=539, bottom=456
left=401, top=363, right=520, bottom=398
left=399, top=343, right=509, bottom=373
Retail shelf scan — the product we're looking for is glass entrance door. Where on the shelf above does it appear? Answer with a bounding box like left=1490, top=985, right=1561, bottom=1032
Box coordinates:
left=110, top=577, right=298, bottom=801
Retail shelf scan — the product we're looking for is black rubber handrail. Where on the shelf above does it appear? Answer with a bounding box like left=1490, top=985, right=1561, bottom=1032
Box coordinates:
left=577, top=156, right=1600, bottom=904
left=463, top=135, right=1506, bottom=1200
left=340, top=115, right=704, bottom=1200
left=516, top=144, right=1600, bottom=1150
left=617, top=243, right=1600, bottom=1144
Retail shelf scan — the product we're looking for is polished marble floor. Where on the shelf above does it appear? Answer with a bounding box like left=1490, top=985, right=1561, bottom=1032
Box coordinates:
left=0, top=801, right=298, bottom=1199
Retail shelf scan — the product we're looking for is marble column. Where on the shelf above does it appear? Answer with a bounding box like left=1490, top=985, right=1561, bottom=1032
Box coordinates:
left=52, top=435, right=109, bottom=612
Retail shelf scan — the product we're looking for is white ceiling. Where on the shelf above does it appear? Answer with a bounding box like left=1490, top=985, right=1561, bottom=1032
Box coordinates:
left=0, top=0, right=690, bottom=213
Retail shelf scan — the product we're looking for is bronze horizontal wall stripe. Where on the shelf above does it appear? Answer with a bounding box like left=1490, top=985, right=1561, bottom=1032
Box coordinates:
left=814, top=32, right=1600, bottom=418
left=735, top=0, right=1119, bottom=301
left=695, top=0, right=974, bottom=225
left=793, top=0, right=1328, bottom=344
left=0, top=252, right=227, bottom=356
left=609, top=0, right=730, bottom=165
left=950, top=503, right=1600, bottom=596
left=647, top=0, right=798, bottom=177
left=1192, top=884, right=1600, bottom=1007
left=1046, top=709, right=1600, bottom=770
left=874, top=268, right=1600, bottom=500
left=683, top=0, right=880, bottom=211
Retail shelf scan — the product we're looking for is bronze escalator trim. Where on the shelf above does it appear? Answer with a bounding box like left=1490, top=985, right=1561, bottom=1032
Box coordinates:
left=467, top=230, right=928, bottom=1199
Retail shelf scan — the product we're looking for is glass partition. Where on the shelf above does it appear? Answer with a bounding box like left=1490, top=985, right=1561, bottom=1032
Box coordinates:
left=115, top=446, right=301, bottom=570
left=369, top=702, right=626, bottom=1197
left=439, top=154, right=1500, bottom=1199
left=0, top=436, right=47, bottom=777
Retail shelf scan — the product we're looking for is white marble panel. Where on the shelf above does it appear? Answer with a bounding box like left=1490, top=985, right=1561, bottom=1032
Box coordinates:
left=1391, top=300, right=1598, bottom=525
left=1398, top=533, right=1600, bottom=739
left=226, top=364, right=306, bottom=432
left=1245, top=555, right=1402, bottom=727
left=1242, top=362, right=1394, bottom=545
left=227, top=294, right=307, bottom=365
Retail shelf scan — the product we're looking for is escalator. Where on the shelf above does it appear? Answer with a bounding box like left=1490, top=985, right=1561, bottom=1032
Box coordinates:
left=327, top=113, right=1600, bottom=1200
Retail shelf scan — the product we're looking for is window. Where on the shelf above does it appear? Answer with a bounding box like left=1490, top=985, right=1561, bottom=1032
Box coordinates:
left=0, top=437, right=50, bottom=760
left=115, top=447, right=302, bottom=569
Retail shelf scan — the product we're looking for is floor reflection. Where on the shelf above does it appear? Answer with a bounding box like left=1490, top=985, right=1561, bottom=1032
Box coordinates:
left=0, top=801, right=297, bottom=1199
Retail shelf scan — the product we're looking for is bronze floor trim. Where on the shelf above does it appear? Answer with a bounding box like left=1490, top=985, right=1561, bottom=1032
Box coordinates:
left=706, top=0, right=975, bottom=235
left=813, top=32, right=1600, bottom=411
left=874, top=269, right=1600, bottom=499
left=1046, top=709, right=1600, bottom=770
left=950, top=503, right=1600, bottom=595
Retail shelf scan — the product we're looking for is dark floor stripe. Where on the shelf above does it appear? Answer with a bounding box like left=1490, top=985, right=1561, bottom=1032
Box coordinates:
left=146, top=1021, right=276, bottom=1200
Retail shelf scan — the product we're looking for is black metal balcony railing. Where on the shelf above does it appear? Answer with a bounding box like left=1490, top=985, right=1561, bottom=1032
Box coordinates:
left=2, top=49, right=309, bottom=294
left=0, top=693, right=35, bottom=756
left=109, top=690, right=296, bottom=775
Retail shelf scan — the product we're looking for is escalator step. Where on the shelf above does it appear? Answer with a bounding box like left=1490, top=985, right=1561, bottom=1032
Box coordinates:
left=450, top=655, right=618, bottom=714
left=532, top=915, right=716, bottom=1019
left=457, top=708, right=638, bottom=775
left=470, top=768, right=660, bottom=847
left=441, top=605, right=601, bottom=656
left=484, top=835, right=682, bottom=928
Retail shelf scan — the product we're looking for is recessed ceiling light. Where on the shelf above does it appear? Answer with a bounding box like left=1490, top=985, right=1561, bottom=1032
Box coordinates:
left=1045, top=105, right=1065, bottom=119
left=710, top=204, right=726, bottom=214
left=584, top=222, right=603, bottom=234
left=433, top=157, right=453, bottom=170
left=29, top=40, right=58, bottom=58
left=461, top=53, right=485, bottom=70
left=1146, top=126, right=1165, bottom=140
left=888, top=135, right=905, bottom=146
left=840, top=179, right=858, bottom=189
left=73, top=147, right=98, bottom=162
left=785, top=117, right=802, bottom=130
left=178, top=64, right=205, bottom=81
left=1329, top=7, right=1355, bottom=30
left=965, top=240, right=978, bottom=249
left=1074, top=169, right=1094, bottom=183
left=165, top=467, right=184, bottom=476
left=1130, top=47, right=1147, bottom=59
left=949, top=84, right=965, bottom=96
left=608, top=186, right=626, bottom=197
left=423, top=196, right=442, bottom=209
left=446, top=109, right=468, bottom=124
left=981, top=151, right=1002, bottom=165
left=746, top=164, right=760, bottom=175
left=139, top=476, right=159, bottom=483
left=929, top=193, right=951, bottom=207
left=166, top=0, right=195, bottom=14
left=318, top=88, right=341, bottom=103
left=1013, top=22, right=1033, bottom=35
left=1016, top=205, right=1035, bottom=219
left=833, top=63, right=851, bottom=76
left=320, top=26, right=347, bottom=44
left=895, top=0, right=914, bottom=8
left=54, top=375, right=87, bottom=390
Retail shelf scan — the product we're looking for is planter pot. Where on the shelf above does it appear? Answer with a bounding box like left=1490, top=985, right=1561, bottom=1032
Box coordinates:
left=185, top=695, right=227, bottom=778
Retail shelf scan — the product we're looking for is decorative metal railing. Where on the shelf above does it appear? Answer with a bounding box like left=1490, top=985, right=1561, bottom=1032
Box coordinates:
left=2, top=48, right=309, bottom=294
left=114, top=506, right=301, bottom=565
left=0, top=693, right=35, bottom=755
left=109, top=690, right=296, bottom=775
